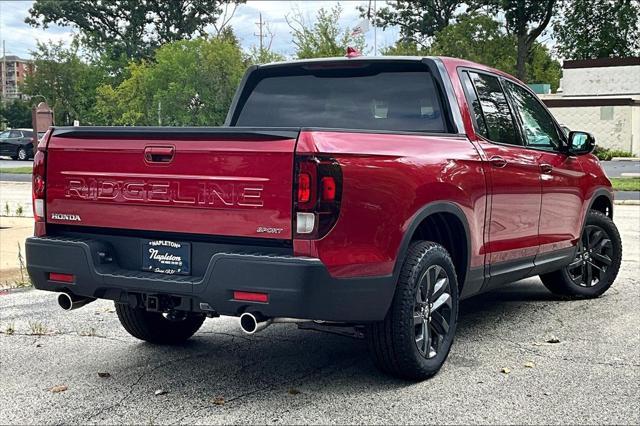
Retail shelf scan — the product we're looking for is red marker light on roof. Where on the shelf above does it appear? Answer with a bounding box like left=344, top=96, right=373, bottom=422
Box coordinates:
left=345, top=47, right=362, bottom=58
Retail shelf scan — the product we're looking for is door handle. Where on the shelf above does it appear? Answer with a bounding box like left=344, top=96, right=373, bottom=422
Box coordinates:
left=540, top=163, right=553, bottom=174
left=144, top=146, right=174, bottom=163
left=489, top=156, right=507, bottom=168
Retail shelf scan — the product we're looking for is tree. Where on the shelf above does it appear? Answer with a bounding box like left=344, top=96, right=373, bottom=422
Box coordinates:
left=26, top=0, right=244, bottom=62
left=429, top=13, right=517, bottom=74
left=497, top=0, right=557, bottom=80
left=527, top=43, right=562, bottom=91
left=366, top=0, right=556, bottom=81
left=249, top=47, right=285, bottom=65
left=0, top=100, right=32, bottom=128
left=359, top=0, right=465, bottom=48
left=287, top=5, right=366, bottom=59
left=21, top=40, right=108, bottom=125
left=554, top=0, right=640, bottom=59
left=95, top=33, right=246, bottom=126
left=247, top=17, right=285, bottom=64
left=382, top=13, right=562, bottom=91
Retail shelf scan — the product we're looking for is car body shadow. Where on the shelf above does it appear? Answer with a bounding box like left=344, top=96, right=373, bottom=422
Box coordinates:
left=96, top=277, right=573, bottom=401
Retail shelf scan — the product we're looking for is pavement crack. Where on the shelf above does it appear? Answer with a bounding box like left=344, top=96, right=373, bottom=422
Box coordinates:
left=0, top=330, right=130, bottom=343
left=82, top=351, right=209, bottom=423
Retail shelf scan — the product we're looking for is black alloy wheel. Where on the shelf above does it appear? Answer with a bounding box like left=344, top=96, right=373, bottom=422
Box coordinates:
left=565, top=224, right=614, bottom=287
left=414, top=264, right=453, bottom=359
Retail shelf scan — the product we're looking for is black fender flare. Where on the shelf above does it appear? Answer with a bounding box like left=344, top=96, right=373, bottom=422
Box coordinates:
left=577, top=188, right=614, bottom=242
left=586, top=187, right=614, bottom=218
left=392, top=201, right=472, bottom=284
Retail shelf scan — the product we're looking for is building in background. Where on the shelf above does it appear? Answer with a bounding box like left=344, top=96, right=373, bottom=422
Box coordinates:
left=1, top=55, right=34, bottom=101
left=541, top=57, right=640, bottom=156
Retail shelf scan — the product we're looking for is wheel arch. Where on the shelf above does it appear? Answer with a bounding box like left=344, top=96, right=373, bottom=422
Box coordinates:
left=588, top=189, right=613, bottom=219
left=394, top=202, right=471, bottom=294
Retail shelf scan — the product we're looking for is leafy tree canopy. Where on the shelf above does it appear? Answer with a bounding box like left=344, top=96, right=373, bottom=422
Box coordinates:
left=0, top=100, right=32, bottom=129
left=288, top=5, right=366, bottom=59
left=369, top=0, right=557, bottom=81
left=359, top=0, right=466, bottom=48
left=21, top=40, right=108, bottom=125
left=382, top=12, right=561, bottom=91
left=26, top=0, right=244, bottom=62
left=554, top=0, right=640, bottom=60
left=496, top=0, right=556, bottom=79
left=94, top=33, right=246, bottom=126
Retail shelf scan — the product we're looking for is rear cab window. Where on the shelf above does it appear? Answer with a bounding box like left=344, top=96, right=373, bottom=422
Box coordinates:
left=232, top=61, right=451, bottom=133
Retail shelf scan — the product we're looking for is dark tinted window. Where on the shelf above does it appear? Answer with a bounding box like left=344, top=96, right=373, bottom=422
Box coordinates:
left=504, top=80, right=562, bottom=150
left=468, top=72, right=519, bottom=145
left=235, top=64, right=447, bottom=132
left=460, top=71, right=488, bottom=137
left=9, top=130, right=22, bottom=138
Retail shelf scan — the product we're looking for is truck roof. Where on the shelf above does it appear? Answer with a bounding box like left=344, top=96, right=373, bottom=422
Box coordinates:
left=257, top=55, right=522, bottom=85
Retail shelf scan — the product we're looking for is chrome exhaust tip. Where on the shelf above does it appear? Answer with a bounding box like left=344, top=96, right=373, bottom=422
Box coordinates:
left=57, top=293, right=96, bottom=311
left=239, top=312, right=272, bottom=335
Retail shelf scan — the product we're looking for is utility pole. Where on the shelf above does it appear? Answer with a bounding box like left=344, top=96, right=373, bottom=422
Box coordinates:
left=254, top=13, right=264, bottom=52
left=373, top=0, right=377, bottom=56
left=2, top=40, right=6, bottom=100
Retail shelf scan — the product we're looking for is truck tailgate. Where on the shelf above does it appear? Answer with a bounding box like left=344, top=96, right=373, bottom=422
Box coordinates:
left=45, top=127, right=298, bottom=239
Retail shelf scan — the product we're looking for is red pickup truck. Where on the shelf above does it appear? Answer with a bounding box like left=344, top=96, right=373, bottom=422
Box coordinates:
left=26, top=56, right=622, bottom=380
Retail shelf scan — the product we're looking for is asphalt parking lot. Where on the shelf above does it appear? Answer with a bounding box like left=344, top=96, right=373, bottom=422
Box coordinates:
left=1, top=206, right=639, bottom=425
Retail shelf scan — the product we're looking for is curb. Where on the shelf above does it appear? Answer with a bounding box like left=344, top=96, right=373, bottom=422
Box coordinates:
left=614, top=200, right=640, bottom=205
left=611, top=157, right=640, bottom=162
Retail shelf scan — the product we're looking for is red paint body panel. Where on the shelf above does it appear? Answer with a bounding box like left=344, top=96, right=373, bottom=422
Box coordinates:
left=45, top=136, right=296, bottom=238
left=294, top=131, right=487, bottom=278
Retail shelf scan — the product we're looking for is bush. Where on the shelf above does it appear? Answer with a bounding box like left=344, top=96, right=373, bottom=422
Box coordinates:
left=593, top=146, right=635, bottom=161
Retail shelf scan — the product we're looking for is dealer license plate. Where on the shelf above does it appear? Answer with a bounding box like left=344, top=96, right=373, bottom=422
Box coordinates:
left=142, top=239, right=191, bottom=275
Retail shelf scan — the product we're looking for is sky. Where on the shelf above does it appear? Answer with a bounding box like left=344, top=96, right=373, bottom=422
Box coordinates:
left=0, top=0, right=400, bottom=59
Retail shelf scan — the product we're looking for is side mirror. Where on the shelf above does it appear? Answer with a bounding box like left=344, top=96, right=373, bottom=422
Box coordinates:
left=567, top=131, right=595, bottom=155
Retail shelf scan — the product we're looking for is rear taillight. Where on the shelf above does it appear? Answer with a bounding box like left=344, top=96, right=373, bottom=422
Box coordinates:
left=294, top=156, right=342, bottom=239
left=32, top=134, right=48, bottom=236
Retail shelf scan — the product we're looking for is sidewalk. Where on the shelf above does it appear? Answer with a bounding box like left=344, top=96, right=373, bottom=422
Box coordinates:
left=0, top=216, right=33, bottom=287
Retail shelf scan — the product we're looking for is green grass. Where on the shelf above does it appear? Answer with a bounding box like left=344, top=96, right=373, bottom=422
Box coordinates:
left=0, top=167, right=32, bottom=174
left=610, top=177, right=640, bottom=191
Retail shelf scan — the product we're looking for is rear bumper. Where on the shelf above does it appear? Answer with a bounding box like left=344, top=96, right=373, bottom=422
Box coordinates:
left=26, top=236, right=395, bottom=322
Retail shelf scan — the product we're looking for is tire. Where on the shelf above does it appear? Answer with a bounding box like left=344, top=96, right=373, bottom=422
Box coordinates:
left=17, top=147, right=28, bottom=161
left=540, top=210, right=622, bottom=298
left=115, top=303, right=205, bottom=344
left=367, top=241, right=459, bottom=380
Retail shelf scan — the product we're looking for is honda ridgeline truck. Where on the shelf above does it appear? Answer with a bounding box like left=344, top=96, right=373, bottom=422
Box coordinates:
left=26, top=56, right=622, bottom=380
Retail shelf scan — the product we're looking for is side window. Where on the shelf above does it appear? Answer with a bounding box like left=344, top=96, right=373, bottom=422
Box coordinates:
left=468, top=72, right=519, bottom=145
left=0, top=131, right=10, bottom=139
left=504, top=80, right=562, bottom=150
left=460, top=71, right=488, bottom=137
left=9, top=131, right=22, bottom=138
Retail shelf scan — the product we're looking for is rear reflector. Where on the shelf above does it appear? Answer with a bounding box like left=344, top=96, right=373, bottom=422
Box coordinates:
left=233, top=291, right=269, bottom=303
left=49, top=273, right=74, bottom=283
